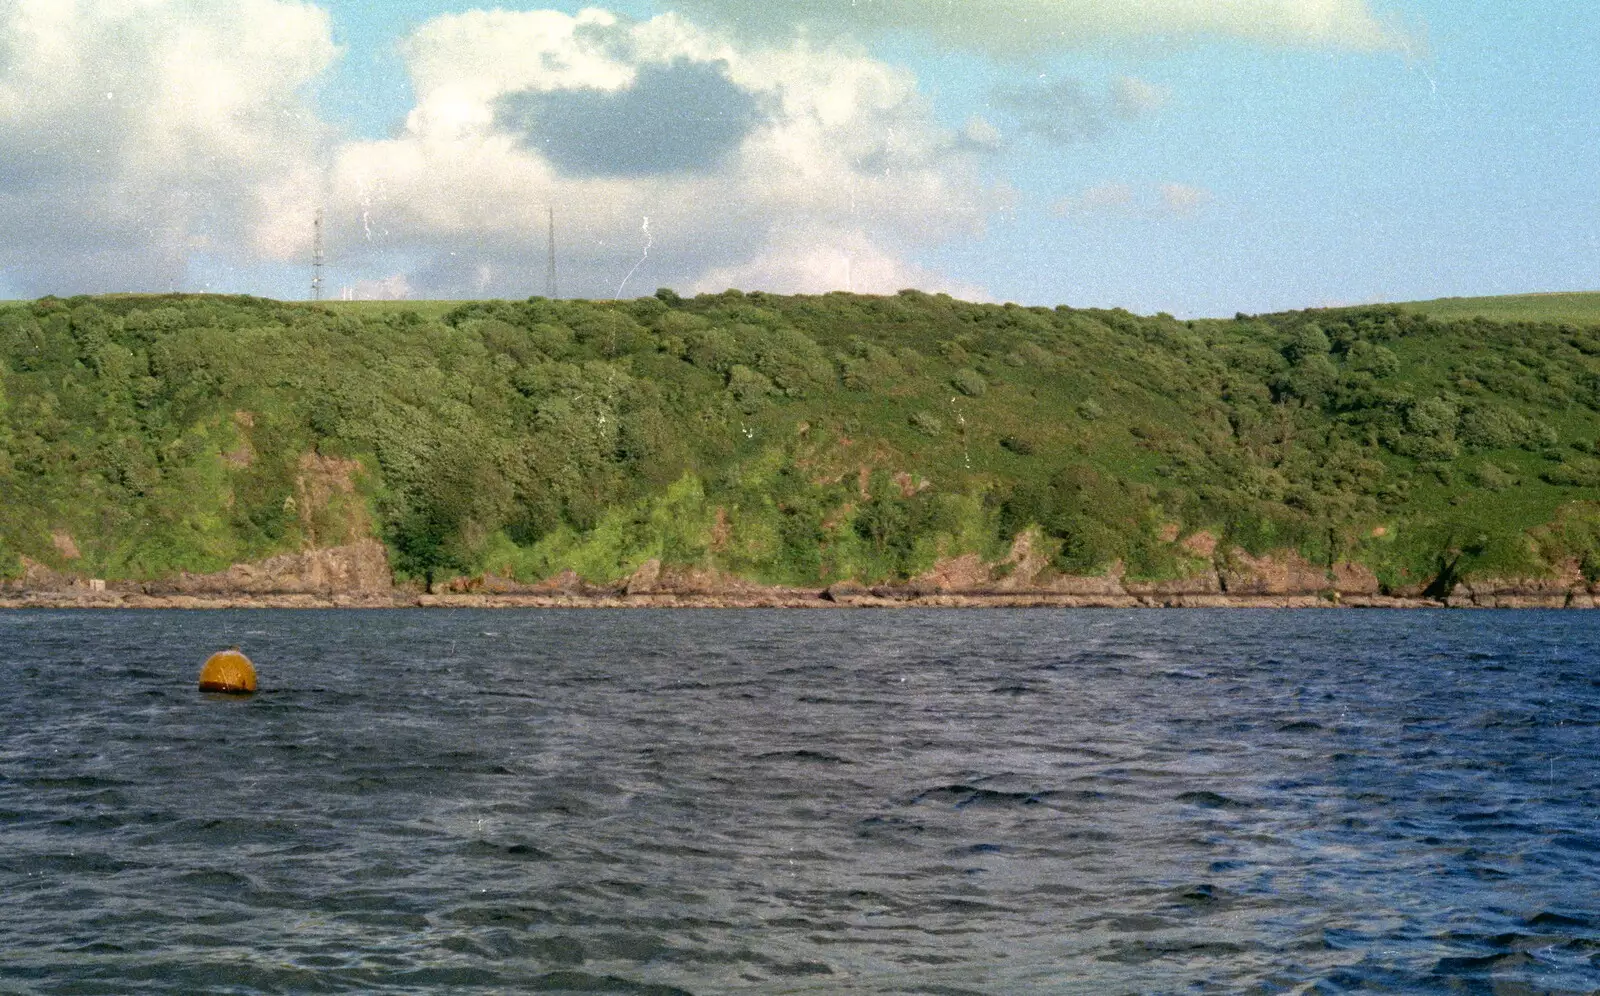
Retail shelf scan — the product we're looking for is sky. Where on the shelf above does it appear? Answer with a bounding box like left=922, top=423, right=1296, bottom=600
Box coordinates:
left=0, top=1, right=1595, bottom=316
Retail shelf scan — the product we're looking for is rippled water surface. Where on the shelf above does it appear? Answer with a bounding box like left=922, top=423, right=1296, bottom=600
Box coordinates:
left=1, top=609, right=1597, bottom=994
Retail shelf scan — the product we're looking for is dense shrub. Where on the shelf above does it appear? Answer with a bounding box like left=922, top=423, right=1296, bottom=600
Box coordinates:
left=952, top=368, right=987, bottom=397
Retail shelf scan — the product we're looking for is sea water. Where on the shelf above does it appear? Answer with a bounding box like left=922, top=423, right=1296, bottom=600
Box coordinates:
left=1, top=609, right=1596, bottom=994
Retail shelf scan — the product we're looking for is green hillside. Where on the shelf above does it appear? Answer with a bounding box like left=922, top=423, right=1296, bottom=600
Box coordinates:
left=1400, top=291, right=1600, bottom=326
left=4, top=289, right=1600, bottom=594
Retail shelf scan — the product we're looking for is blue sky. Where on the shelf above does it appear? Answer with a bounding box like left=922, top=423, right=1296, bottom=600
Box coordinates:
left=1, top=1, right=1595, bottom=315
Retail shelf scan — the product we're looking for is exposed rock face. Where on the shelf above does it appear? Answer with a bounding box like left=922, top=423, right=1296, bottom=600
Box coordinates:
left=1446, top=569, right=1591, bottom=609
left=1218, top=550, right=1333, bottom=596
left=152, top=541, right=392, bottom=595
left=446, top=567, right=599, bottom=596
left=294, top=453, right=369, bottom=548
left=822, top=581, right=870, bottom=603
left=1123, top=573, right=1224, bottom=597
left=913, top=553, right=991, bottom=592
left=6, top=530, right=1598, bottom=610
left=1332, top=562, right=1382, bottom=596
left=1042, top=566, right=1128, bottom=597
left=51, top=532, right=81, bottom=561
left=799, top=538, right=1593, bottom=608
left=443, top=561, right=788, bottom=599
left=654, top=565, right=780, bottom=597
left=996, top=533, right=1054, bottom=591
left=11, top=556, right=72, bottom=591
left=1181, top=531, right=1219, bottom=558
left=533, top=568, right=587, bottom=595
left=887, top=541, right=1319, bottom=600
left=624, top=559, right=662, bottom=596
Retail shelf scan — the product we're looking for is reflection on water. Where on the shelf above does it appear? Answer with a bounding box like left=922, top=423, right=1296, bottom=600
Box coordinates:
left=1, top=609, right=1597, bottom=994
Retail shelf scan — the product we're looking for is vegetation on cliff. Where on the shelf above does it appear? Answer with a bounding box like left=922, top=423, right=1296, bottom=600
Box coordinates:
left=4, top=289, right=1600, bottom=595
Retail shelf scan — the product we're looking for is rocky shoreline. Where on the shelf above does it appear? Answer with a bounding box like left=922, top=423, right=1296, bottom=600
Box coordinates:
left=5, top=588, right=1589, bottom=610
left=0, top=583, right=1583, bottom=613
left=6, top=540, right=1597, bottom=610
left=0, top=587, right=1446, bottom=610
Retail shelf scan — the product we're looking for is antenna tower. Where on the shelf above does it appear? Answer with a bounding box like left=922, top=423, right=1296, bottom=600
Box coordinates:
left=545, top=206, right=557, bottom=299
left=311, top=207, right=325, bottom=302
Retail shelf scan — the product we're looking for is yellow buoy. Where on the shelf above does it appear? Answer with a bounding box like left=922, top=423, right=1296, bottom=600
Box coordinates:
left=198, top=647, right=257, bottom=694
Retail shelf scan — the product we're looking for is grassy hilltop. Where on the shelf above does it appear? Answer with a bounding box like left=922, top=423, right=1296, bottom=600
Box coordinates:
left=4, top=288, right=1600, bottom=595
left=1401, top=291, right=1600, bottom=327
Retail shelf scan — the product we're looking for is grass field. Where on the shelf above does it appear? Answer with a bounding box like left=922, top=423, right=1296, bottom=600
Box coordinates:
left=1398, top=291, right=1600, bottom=326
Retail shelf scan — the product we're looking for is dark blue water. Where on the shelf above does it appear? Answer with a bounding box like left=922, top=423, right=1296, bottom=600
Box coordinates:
left=1, top=610, right=1596, bottom=995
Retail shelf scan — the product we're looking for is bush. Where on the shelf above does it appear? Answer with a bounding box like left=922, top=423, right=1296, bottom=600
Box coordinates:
left=1346, top=340, right=1400, bottom=378
left=572, top=313, right=646, bottom=360
left=1583, top=549, right=1600, bottom=583
left=726, top=365, right=774, bottom=413
left=952, top=368, right=987, bottom=397
left=841, top=343, right=902, bottom=391
left=1457, top=405, right=1550, bottom=451
left=1542, top=459, right=1600, bottom=487
left=527, top=323, right=575, bottom=357
left=685, top=328, right=743, bottom=372
left=999, top=435, right=1035, bottom=455
left=1393, top=397, right=1460, bottom=459
left=1472, top=463, right=1514, bottom=490
left=1283, top=323, right=1331, bottom=363
left=752, top=327, right=834, bottom=398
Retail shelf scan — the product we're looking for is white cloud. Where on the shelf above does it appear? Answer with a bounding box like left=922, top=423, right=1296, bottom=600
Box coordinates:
left=1159, top=182, right=1213, bottom=216
left=1110, top=75, right=1169, bottom=118
left=673, top=0, right=1405, bottom=54
left=0, top=3, right=994, bottom=300
left=690, top=227, right=990, bottom=300
left=0, top=0, right=335, bottom=295
left=961, top=115, right=1004, bottom=150
left=328, top=8, right=997, bottom=299
left=339, top=275, right=413, bottom=301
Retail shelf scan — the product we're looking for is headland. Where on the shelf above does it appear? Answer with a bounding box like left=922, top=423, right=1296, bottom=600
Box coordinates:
left=6, top=291, right=1600, bottom=607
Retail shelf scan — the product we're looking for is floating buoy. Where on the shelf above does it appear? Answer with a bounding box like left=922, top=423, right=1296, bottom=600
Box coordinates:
left=198, top=647, right=257, bottom=694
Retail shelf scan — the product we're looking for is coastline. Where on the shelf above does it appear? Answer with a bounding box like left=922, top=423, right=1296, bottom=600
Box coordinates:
left=0, top=589, right=1575, bottom=610
left=8, top=541, right=1595, bottom=610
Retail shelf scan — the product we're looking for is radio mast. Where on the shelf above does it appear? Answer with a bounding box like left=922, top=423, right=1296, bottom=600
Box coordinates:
left=311, top=207, right=325, bottom=302
left=545, top=206, right=557, bottom=299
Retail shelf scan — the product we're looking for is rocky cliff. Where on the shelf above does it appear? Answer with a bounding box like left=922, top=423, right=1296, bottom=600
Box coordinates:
left=7, top=536, right=1599, bottom=609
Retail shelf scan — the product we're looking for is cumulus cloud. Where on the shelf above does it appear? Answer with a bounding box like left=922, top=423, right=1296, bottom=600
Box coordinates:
left=0, top=3, right=994, bottom=300
left=0, top=0, right=335, bottom=295
left=329, top=8, right=998, bottom=299
left=672, top=0, right=1404, bottom=54
left=690, top=226, right=990, bottom=300
left=494, top=58, right=762, bottom=177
